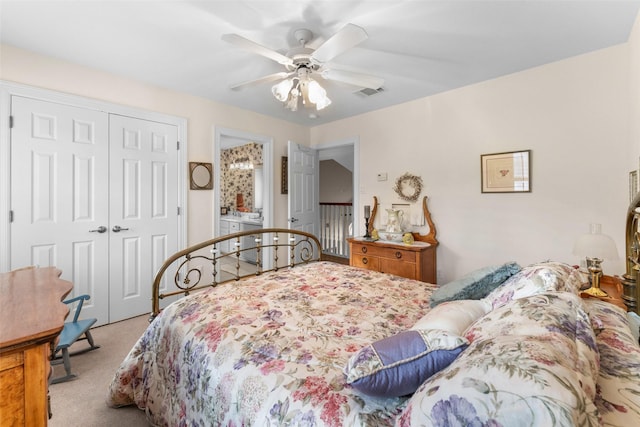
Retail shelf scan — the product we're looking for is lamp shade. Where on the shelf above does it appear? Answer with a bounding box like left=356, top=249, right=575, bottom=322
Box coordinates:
left=572, top=223, right=619, bottom=260
left=272, top=79, right=294, bottom=102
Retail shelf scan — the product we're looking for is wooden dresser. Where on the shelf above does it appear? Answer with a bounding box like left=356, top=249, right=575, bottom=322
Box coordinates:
left=348, top=238, right=437, bottom=283
left=349, top=195, right=439, bottom=283
left=0, top=267, right=72, bottom=426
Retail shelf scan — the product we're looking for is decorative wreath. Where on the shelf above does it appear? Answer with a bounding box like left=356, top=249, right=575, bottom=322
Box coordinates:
left=393, top=172, right=423, bottom=203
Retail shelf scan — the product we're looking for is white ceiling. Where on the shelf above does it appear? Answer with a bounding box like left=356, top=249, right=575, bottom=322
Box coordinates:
left=2, top=1, right=639, bottom=127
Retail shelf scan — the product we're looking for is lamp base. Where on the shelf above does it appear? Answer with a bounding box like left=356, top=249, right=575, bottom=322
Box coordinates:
left=581, top=257, right=607, bottom=298
left=581, top=286, right=608, bottom=298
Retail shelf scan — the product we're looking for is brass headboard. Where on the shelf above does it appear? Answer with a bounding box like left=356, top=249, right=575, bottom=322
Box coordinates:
left=622, top=192, right=640, bottom=314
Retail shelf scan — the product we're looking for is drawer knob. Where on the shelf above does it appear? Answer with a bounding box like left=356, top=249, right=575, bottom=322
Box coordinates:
left=362, top=257, right=368, bottom=265
left=395, top=251, right=402, bottom=259
left=361, top=246, right=368, bottom=254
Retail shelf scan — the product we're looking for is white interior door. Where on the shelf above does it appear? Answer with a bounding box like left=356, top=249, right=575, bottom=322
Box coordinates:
left=287, top=141, right=319, bottom=236
left=10, top=96, right=110, bottom=324
left=9, top=96, right=181, bottom=325
left=108, top=114, right=179, bottom=322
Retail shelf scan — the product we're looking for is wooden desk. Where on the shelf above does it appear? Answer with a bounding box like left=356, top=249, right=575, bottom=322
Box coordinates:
left=580, top=274, right=626, bottom=311
left=0, top=267, right=72, bottom=426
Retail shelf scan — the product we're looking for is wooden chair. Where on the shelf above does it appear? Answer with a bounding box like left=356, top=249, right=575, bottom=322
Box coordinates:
left=50, top=294, right=100, bottom=384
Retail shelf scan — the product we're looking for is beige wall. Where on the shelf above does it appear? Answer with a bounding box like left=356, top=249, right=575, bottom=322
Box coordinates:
left=320, top=160, right=353, bottom=204
left=311, top=44, right=631, bottom=281
left=2, top=28, right=638, bottom=282
left=0, top=44, right=308, bottom=245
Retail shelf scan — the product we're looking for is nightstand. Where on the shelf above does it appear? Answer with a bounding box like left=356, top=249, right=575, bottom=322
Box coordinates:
left=580, top=274, right=627, bottom=311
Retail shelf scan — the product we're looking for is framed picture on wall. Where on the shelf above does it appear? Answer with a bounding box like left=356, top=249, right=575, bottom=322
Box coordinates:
left=481, top=150, right=531, bottom=193
left=189, top=162, right=213, bottom=190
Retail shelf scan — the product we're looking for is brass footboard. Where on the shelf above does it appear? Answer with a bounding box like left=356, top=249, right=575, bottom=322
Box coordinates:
left=623, top=193, right=640, bottom=314
left=150, top=228, right=322, bottom=320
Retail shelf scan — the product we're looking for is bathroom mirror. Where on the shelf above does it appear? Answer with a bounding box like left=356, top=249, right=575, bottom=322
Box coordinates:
left=189, top=162, right=213, bottom=190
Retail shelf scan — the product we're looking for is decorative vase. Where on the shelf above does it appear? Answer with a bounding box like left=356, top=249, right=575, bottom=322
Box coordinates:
left=385, top=208, right=404, bottom=233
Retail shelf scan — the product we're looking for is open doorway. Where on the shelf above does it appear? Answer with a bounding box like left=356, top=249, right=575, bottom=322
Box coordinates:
left=214, top=127, right=273, bottom=237
left=315, top=138, right=360, bottom=263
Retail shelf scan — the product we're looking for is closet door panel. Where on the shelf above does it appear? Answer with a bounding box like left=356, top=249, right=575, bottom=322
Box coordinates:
left=10, top=96, right=110, bottom=325
left=108, top=114, right=179, bottom=322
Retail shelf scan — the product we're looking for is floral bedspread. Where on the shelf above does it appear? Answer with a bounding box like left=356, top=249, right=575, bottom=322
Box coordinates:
left=397, top=292, right=603, bottom=426
left=107, top=262, right=436, bottom=426
left=584, top=299, right=640, bottom=427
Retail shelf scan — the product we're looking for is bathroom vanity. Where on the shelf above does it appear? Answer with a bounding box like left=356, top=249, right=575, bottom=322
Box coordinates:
left=219, top=214, right=263, bottom=263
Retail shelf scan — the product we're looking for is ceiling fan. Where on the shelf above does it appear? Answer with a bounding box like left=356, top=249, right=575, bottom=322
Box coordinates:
left=222, top=24, right=384, bottom=112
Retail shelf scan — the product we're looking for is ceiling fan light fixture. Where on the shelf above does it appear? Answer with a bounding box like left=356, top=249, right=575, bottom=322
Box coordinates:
left=285, top=87, right=299, bottom=111
left=274, top=76, right=331, bottom=112
left=306, top=80, right=322, bottom=100
left=315, top=96, right=332, bottom=111
left=307, top=79, right=331, bottom=111
left=272, top=78, right=294, bottom=102
left=299, top=80, right=311, bottom=106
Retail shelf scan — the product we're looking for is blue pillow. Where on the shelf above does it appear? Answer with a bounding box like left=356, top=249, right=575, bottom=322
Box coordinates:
left=344, top=329, right=468, bottom=397
left=430, top=262, right=521, bottom=307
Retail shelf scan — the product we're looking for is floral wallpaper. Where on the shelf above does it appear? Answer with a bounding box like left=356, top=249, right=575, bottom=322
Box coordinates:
left=221, top=142, right=263, bottom=212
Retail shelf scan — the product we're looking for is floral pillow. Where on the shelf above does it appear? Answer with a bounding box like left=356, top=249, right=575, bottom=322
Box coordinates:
left=397, top=292, right=601, bottom=427
left=582, top=299, right=640, bottom=427
left=411, top=299, right=491, bottom=335
left=482, top=261, right=583, bottom=309
left=344, top=329, right=468, bottom=397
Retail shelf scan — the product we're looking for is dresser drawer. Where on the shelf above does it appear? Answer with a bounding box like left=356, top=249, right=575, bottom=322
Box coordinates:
left=351, top=243, right=417, bottom=262
left=379, top=258, right=417, bottom=278
left=351, top=254, right=380, bottom=271
left=378, top=247, right=416, bottom=263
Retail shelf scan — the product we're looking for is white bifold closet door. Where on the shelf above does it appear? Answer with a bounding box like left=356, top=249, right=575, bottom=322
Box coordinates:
left=10, top=96, right=179, bottom=325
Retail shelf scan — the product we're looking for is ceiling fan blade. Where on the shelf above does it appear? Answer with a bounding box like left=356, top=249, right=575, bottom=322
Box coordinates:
left=311, top=23, right=368, bottom=63
left=230, top=72, right=293, bottom=91
left=222, top=33, right=293, bottom=66
left=321, top=69, right=384, bottom=90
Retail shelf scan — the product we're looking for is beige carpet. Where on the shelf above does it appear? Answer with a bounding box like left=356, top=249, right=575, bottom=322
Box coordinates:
left=49, top=315, right=150, bottom=426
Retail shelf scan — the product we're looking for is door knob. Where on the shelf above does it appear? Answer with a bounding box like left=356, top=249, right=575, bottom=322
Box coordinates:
left=112, top=225, right=130, bottom=232
left=89, top=226, right=107, bottom=233
left=289, top=217, right=299, bottom=223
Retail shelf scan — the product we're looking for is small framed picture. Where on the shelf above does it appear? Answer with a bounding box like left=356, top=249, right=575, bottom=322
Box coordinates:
left=189, top=162, right=213, bottom=190
left=220, top=206, right=228, bottom=215
left=481, top=150, right=531, bottom=193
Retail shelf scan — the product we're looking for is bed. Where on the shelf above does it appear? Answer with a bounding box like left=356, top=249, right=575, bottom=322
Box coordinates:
left=107, top=198, right=640, bottom=426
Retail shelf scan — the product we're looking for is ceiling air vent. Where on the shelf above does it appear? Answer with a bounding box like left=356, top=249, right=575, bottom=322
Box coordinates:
left=356, top=87, right=384, bottom=97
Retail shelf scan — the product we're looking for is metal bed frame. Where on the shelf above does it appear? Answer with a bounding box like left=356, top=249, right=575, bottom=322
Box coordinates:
left=150, top=228, right=322, bottom=320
